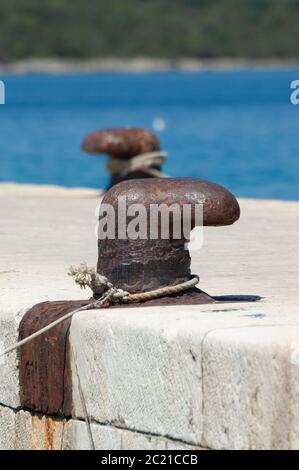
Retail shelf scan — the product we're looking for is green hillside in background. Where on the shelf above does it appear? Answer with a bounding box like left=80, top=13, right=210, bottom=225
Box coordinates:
left=1, top=0, right=299, bottom=61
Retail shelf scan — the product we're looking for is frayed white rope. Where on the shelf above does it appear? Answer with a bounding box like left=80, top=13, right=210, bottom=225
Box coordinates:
left=0, top=263, right=199, bottom=358
left=107, top=151, right=169, bottom=178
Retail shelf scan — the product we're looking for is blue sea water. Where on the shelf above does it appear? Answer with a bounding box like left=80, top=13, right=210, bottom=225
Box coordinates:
left=1, top=70, right=299, bottom=200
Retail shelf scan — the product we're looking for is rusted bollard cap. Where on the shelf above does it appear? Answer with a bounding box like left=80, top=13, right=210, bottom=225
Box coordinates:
left=97, top=178, right=240, bottom=301
left=82, top=128, right=164, bottom=189
left=82, top=128, right=160, bottom=158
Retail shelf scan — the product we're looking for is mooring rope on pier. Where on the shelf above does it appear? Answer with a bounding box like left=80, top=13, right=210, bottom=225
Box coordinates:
left=0, top=264, right=199, bottom=450
left=0, top=264, right=199, bottom=357
left=106, top=151, right=169, bottom=178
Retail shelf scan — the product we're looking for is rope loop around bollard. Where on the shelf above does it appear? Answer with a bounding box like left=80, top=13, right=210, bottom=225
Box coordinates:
left=106, top=151, right=169, bottom=178
left=0, top=264, right=199, bottom=358
left=1, top=264, right=199, bottom=451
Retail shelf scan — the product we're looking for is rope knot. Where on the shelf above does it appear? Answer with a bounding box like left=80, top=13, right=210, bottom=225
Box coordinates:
left=0, top=267, right=199, bottom=359
left=68, top=263, right=130, bottom=302
left=68, top=263, right=111, bottom=298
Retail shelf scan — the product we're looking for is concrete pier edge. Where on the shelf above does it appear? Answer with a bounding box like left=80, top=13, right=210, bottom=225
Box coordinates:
left=1, top=183, right=299, bottom=450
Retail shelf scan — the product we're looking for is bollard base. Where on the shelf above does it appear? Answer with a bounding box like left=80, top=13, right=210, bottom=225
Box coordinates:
left=109, top=287, right=215, bottom=308
left=18, top=289, right=214, bottom=417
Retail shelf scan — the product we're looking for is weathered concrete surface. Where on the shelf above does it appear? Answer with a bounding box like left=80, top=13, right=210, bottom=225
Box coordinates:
left=0, top=406, right=68, bottom=450
left=67, top=419, right=204, bottom=451
left=0, top=183, right=297, bottom=309
left=0, top=184, right=100, bottom=409
left=0, top=183, right=299, bottom=449
left=0, top=312, right=21, bottom=408
left=0, top=405, right=203, bottom=450
left=202, top=326, right=299, bottom=450
left=70, top=307, right=299, bottom=448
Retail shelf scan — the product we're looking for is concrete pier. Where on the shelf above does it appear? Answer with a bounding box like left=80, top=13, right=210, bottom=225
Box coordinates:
left=0, top=183, right=299, bottom=450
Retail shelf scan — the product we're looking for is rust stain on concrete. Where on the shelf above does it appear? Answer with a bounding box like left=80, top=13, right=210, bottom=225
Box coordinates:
left=44, top=416, right=56, bottom=450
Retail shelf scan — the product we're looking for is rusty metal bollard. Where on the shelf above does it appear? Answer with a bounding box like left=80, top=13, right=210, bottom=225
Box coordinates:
left=82, top=128, right=167, bottom=189
left=18, top=177, right=240, bottom=415
left=98, top=177, right=240, bottom=305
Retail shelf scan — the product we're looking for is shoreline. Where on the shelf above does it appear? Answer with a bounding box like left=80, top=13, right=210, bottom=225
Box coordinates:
left=1, top=57, right=299, bottom=74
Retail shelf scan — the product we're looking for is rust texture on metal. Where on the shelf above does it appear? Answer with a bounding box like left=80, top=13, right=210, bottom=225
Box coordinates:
left=18, top=177, right=240, bottom=415
left=82, top=128, right=162, bottom=188
left=98, top=178, right=240, bottom=302
left=19, top=299, right=91, bottom=416
left=82, top=128, right=160, bottom=158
